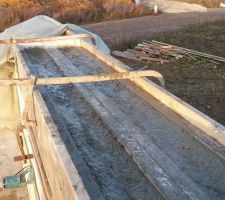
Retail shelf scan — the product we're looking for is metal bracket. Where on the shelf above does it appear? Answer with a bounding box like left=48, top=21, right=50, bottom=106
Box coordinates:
left=4, top=167, right=34, bottom=189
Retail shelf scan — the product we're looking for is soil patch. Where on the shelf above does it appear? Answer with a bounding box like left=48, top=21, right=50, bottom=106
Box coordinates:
left=112, top=19, right=225, bottom=126
left=117, top=56, right=225, bottom=126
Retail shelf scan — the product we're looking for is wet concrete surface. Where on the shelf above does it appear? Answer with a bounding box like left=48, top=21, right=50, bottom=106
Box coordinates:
left=22, top=47, right=163, bottom=200
left=21, top=46, right=225, bottom=200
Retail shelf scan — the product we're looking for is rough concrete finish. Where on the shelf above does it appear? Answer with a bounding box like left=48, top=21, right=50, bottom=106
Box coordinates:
left=21, top=48, right=163, bottom=200
left=21, top=46, right=225, bottom=200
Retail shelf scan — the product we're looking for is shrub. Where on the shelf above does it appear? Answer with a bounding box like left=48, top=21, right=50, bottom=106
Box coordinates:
left=0, top=0, right=152, bottom=31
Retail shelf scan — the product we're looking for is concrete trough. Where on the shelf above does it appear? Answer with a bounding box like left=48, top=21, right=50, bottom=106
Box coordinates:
left=13, top=37, right=225, bottom=200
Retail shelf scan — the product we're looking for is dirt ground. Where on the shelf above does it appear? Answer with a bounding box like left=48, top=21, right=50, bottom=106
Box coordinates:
left=117, top=56, right=225, bottom=126
left=113, top=19, right=225, bottom=126
left=91, top=14, right=225, bottom=126
left=83, top=8, right=225, bottom=47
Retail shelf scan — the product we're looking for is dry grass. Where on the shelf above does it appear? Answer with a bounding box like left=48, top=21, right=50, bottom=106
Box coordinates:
left=0, top=0, right=153, bottom=32
left=176, top=0, right=221, bottom=8
left=0, top=2, right=42, bottom=31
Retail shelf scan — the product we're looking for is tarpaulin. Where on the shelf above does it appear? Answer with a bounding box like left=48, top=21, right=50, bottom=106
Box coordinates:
left=0, top=15, right=109, bottom=129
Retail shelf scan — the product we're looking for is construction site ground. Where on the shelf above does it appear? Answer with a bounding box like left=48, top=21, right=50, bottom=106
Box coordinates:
left=114, top=19, right=225, bottom=126
left=0, top=129, right=29, bottom=200
left=119, top=57, right=225, bottom=126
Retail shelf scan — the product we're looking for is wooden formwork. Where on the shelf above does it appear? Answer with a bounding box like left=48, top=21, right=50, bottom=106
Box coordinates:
left=15, top=41, right=91, bottom=200
left=13, top=35, right=164, bottom=200
left=12, top=35, right=225, bottom=200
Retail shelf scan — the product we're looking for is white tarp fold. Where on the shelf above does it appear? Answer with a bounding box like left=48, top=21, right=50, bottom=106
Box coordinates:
left=67, top=23, right=110, bottom=55
left=0, top=15, right=110, bottom=129
left=0, top=15, right=109, bottom=65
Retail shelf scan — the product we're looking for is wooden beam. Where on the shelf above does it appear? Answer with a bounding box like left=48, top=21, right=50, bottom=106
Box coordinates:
left=0, top=34, right=94, bottom=45
left=0, top=70, right=160, bottom=86
left=152, top=40, right=225, bottom=63
left=14, top=154, right=33, bottom=162
left=22, top=77, right=36, bottom=128
left=15, top=132, right=27, bottom=163
left=66, top=30, right=96, bottom=45
left=15, top=46, right=92, bottom=200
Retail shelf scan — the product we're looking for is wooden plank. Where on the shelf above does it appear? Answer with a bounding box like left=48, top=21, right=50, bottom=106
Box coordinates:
left=139, top=56, right=169, bottom=63
left=0, top=34, right=94, bottom=45
left=0, top=70, right=163, bottom=86
left=26, top=128, right=53, bottom=200
left=15, top=132, right=27, bottom=163
left=14, top=154, right=33, bottom=162
left=112, top=51, right=141, bottom=61
left=152, top=40, right=225, bottom=63
left=135, top=46, right=161, bottom=54
left=14, top=46, right=92, bottom=200
left=17, top=85, right=52, bottom=199
left=65, top=30, right=96, bottom=46
left=136, top=42, right=185, bottom=59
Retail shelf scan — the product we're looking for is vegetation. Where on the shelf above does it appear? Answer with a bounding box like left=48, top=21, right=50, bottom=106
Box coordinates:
left=153, top=20, right=225, bottom=57
left=112, top=20, right=225, bottom=56
left=153, top=20, right=225, bottom=124
left=0, top=0, right=153, bottom=32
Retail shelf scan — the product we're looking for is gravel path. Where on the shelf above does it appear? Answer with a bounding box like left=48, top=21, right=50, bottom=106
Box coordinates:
left=82, top=8, right=225, bottom=45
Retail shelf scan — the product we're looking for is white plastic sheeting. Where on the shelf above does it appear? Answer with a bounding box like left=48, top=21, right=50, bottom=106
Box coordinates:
left=0, top=15, right=110, bottom=129
left=0, top=63, right=20, bottom=129
left=67, top=23, right=110, bottom=55
left=0, top=15, right=110, bottom=65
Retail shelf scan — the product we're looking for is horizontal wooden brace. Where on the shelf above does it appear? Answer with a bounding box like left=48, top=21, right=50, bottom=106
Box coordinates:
left=152, top=40, right=225, bottom=63
left=14, top=154, right=34, bottom=162
left=0, top=70, right=163, bottom=86
left=0, top=34, right=94, bottom=45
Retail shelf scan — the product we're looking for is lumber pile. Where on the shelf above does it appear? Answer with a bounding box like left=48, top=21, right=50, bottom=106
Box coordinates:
left=112, top=40, right=225, bottom=64
left=112, top=40, right=189, bottom=64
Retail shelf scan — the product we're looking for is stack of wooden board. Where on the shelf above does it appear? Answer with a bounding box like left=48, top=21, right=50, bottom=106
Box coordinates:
left=112, top=40, right=189, bottom=63
left=112, top=40, right=225, bottom=64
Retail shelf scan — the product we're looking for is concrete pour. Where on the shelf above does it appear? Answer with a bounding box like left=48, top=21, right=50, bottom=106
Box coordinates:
left=21, top=46, right=225, bottom=200
left=21, top=47, right=163, bottom=200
